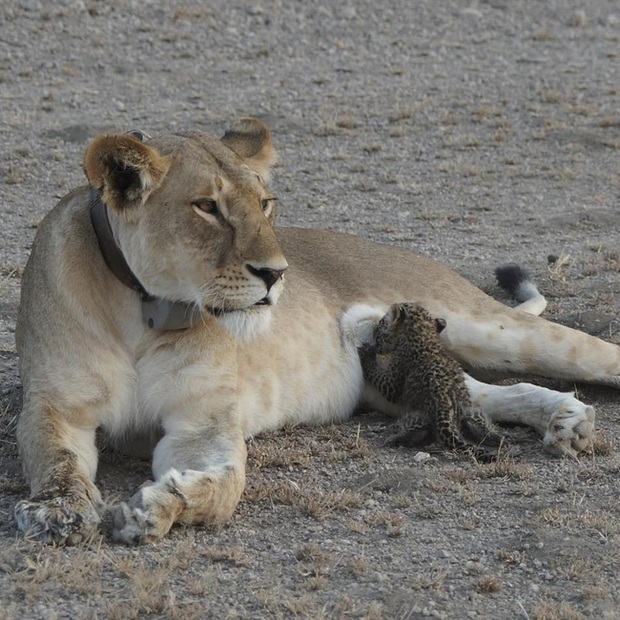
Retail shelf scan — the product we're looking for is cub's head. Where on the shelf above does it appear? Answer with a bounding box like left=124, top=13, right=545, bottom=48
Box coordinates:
left=374, top=302, right=446, bottom=354
left=84, top=118, right=288, bottom=338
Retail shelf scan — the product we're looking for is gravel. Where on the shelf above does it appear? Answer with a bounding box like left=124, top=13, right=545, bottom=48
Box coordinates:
left=0, top=1, right=619, bottom=618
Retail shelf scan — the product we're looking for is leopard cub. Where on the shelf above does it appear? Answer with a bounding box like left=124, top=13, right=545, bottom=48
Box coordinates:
left=359, top=302, right=504, bottom=460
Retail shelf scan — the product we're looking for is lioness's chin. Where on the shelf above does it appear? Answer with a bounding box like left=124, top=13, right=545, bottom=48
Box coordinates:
left=217, top=306, right=274, bottom=341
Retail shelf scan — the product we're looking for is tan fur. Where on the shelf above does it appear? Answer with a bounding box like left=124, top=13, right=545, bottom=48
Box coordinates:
left=15, top=119, right=620, bottom=545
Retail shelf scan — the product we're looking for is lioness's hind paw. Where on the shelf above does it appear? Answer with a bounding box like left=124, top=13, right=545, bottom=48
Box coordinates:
left=543, top=403, right=595, bottom=457
left=15, top=495, right=102, bottom=545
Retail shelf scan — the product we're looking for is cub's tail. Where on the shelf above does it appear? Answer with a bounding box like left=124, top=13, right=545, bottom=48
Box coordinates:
left=495, top=264, right=547, bottom=316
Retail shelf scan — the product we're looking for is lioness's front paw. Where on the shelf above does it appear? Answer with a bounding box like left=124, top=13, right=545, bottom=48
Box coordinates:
left=15, top=487, right=103, bottom=545
left=112, top=480, right=185, bottom=545
left=543, top=402, right=595, bottom=457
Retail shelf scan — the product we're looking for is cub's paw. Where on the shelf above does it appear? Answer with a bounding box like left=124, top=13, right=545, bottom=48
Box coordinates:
left=112, top=479, right=185, bottom=545
left=460, top=409, right=504, bottom=448
left=543, top=402, right=595, bottom=457
left=15, top=487, right=103, bottom=545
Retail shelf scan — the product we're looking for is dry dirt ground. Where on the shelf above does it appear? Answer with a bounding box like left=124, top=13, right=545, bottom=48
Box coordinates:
left=1, top=1, right=619, bottom=618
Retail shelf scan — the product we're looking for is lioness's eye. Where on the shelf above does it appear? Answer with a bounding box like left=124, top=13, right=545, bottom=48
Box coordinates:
left=192, top=199, right=218, bottom=215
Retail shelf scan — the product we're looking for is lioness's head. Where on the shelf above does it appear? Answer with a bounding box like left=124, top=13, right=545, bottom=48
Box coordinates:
left=84, top=118, right=288, bottom=338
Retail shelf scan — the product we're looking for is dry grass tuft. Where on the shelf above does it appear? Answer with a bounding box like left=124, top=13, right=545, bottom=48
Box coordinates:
left=590, top=432, right=614, bottom=456
left=348, top=555, right=369, bottom=577
left=555, top=556, right=600, bottom=581
left=302, top=489, right=365, bottom=519
left=347, top=519, right=370, bottom=535
left=364, top=511, right=407, bottom=537
left=416, top=567, right=447, bottom=591
left=387, top=107, right=412, bottom=123
left=547, top=251, right=574, bottom=275
left=295, top=542, right=331, bottom=564
left=532, top=24, right=555, bottom=42
left=295, top=543, right=333, bottom=591
left=476, top=575, right=502, bottom=593
left=201, top=545, right=250, bottom=567
left=496, top=548, right=522, bottom=566
left=533, top=601, right=586, bottom=620
left=538, top=506, right=568, bottom=527
left=579, top=584, right=609, bottom=601
left=578, top=509, right=620, bottom=538
left=335, top=114, right=360, bottom=129
left=444, top=469, right=470, bottom=484
left=476, top=459, right=533, bottom=481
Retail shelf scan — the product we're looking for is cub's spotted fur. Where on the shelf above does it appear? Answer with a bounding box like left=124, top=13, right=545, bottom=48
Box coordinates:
left=360, top=303, right=504, bottom=460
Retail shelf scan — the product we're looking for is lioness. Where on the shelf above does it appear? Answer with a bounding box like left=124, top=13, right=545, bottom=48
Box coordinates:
left=15, top=118, right=619, bottom=545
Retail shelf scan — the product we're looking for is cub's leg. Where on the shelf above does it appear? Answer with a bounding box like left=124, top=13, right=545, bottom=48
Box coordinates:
left=112, top=417, right=246, bottom=545
left=14, top=400, right=103, bottom=545
left=459, top=407, right=504, bottom=447
left=388, top=412, right=436, bottom=447
left=464, top=375, right=595, bottom=457
left=358, top=346, right=404, bottom=403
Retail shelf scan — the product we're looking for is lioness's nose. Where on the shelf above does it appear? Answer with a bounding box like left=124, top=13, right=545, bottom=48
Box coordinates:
left=247, top=264, right=288, bottom=289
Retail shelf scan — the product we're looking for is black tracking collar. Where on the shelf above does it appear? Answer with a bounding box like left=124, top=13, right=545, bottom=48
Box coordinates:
left=89, top=187, right=201, bottom=330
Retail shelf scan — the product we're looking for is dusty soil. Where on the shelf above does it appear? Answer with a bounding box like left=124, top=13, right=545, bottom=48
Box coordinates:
left=1, top=0, right=619, bottom=618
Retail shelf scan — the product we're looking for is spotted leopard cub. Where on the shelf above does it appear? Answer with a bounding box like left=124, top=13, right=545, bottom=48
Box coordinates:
left=359, top=303, right=504, bottom=461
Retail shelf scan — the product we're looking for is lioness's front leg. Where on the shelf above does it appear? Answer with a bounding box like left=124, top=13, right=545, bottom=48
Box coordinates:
left=112, top=417, right=246, bottom=545
left=14, top=399, right=103, bottom=545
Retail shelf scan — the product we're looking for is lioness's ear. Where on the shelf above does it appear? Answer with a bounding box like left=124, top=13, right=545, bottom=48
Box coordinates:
left=221, top=118, right=277, bottom=180
left=84, top=134, right=169, bottom=212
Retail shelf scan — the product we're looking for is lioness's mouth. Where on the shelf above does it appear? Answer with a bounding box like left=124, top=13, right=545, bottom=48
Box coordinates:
left=205, top=297, right=271, bottom=316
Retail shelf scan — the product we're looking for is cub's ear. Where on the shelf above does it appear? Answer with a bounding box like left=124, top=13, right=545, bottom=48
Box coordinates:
left=221, top=117, right=277, bottom=181
left=435, top=318, right=447, bottom=334
left=83, top=133, right=169, bottom=212
left=386, top=303, right=404, bottom=324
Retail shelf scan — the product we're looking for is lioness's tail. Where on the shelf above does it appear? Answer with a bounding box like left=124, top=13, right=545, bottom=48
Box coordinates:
left=495, top=264, right=547, bottom=316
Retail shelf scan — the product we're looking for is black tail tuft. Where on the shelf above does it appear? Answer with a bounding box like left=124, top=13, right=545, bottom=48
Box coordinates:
left=495, top=264, right=532, bottom=296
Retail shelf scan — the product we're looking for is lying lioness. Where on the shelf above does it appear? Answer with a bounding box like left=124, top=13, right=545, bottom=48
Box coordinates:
left=15, top=118, right=619, bottom=544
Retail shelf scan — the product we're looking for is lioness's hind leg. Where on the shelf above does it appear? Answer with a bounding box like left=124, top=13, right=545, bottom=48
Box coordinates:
left=15, top=401, right=102, bottom=545
left=442, top=310, right=620, bottom=388
left=464, top=375, right=595, bottom=456
left=113, top=424, right=246, bottom=545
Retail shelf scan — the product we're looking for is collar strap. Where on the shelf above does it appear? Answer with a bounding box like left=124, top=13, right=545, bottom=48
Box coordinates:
left=89, top=187, right=201, bottom=331
left=89, top=187, right=153, bottom=301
